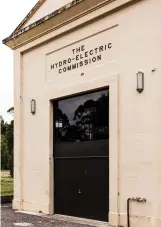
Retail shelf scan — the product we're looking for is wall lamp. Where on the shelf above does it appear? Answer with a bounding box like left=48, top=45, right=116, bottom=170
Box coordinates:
left=31, top=99, right=36, bottom=115
left=136, top=71, right=144, bottom=93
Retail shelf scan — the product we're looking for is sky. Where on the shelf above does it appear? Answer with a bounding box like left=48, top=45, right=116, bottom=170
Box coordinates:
left=59, top=90, right=108, bottom=124
left=0, top=0, right=37, bottom=122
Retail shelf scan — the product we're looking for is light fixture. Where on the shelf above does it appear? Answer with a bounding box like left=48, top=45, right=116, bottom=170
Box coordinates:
left=31, top=99, right=36, bottom=115
left=136, top=71, right=144, bottom=93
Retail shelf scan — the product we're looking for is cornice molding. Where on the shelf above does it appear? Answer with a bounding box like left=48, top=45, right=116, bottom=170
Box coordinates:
left=3, top=0, right=143, bottom=50
left=11, top=0, right=46, bottom=35
left=3, top=0, right=84, bottom=45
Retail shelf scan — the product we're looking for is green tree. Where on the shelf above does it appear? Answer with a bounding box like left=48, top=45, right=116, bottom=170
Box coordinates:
left=55, top=108, right=70, bottom=140
left=1, top=118, right=7, bottom=135
left=74, top=99, right=97, bottom=140
left=1, top=135, right=10, bottom=170
left=5, top=121, right=14, bottom=177
left=7, top=107, right=14, bottom=177
left=0, top=110, right=14, bottom=177
left=6, top=107, right=14, bottom=177
left=73, top=94, right=109, bottom=140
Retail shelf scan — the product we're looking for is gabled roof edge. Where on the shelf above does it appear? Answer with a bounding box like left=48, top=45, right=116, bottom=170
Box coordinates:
left=11, top=0, right=46, bottom=35
left=2, top=0, right=84, bottom=45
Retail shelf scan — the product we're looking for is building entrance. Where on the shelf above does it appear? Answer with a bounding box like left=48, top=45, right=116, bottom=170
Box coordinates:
left=54, top=88, right=109, bottom=221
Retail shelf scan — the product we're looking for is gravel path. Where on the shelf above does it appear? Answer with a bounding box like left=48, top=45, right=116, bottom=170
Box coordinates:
left=1, top=204, right=97, bottom=227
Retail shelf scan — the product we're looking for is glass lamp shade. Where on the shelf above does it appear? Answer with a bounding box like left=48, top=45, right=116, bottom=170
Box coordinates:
left=31, top=99, right=36, bottom=115
left=136, top=71, right=144, bottom=93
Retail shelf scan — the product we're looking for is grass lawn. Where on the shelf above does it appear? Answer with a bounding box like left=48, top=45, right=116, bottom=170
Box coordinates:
left=1, top=171, right=13, bottom=196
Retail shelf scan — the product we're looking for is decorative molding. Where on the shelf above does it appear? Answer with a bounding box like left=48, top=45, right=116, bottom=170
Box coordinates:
left=3, top=0, right=84, bottom=44
left=11, top=0, right=46, bottom=35
left=3, top=0, right=143, bottom=49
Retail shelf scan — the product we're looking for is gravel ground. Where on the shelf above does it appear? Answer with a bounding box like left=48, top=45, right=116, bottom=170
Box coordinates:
left=1, top=204, right=97, bottom=227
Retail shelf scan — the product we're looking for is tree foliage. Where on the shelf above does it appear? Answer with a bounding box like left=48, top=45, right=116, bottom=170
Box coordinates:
left=1, top=114, right=14, bottom=177
left=73, top=94, right=109, bottom=139
left=1, top=135, right=10, bottom=170
left=55, top=93, right=109, bottom=141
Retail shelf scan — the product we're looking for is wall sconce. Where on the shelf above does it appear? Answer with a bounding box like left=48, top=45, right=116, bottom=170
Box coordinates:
left=31, top=99, right=36, bottom=115
left=136, top=71, right=144, bottom=93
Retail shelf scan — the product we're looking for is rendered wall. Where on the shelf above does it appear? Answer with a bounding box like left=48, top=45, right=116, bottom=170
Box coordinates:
left=13, top=0, right=161, bottom=226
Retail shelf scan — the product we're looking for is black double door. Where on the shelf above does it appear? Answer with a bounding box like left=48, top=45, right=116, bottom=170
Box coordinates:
left=54, top=89, right=109, bottom=222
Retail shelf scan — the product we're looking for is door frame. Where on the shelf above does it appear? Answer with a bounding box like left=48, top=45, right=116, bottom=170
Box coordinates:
left=49, top=73, right=120, bottom=225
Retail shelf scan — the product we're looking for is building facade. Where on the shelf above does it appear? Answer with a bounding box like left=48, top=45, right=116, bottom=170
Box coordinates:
left=3, top=0, right=161, bottom=226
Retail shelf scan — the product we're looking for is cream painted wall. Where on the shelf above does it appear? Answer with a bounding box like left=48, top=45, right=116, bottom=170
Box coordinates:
left=22, top=24, right=120, bottom=215
left=13, top=0, right=161, bottom=226
left=23, top=0, right=73, bottom=27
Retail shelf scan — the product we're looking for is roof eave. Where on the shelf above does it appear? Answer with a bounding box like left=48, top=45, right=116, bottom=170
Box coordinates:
left=2, top=0, right=85, bottom=48
left=11, top=0, right=46, bottom=35
left=2, top=0, right=143, bottom=50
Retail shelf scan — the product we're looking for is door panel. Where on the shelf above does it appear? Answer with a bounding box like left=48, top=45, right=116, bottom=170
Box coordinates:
left=55, top=140, right=108, bottom=158
left=55, top=158, right=109, bottom=221
left=54, top=88, right=109, bottom=221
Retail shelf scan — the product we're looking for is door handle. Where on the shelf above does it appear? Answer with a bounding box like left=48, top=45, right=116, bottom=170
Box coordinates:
left=78, top=189, right=82, bottom=194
